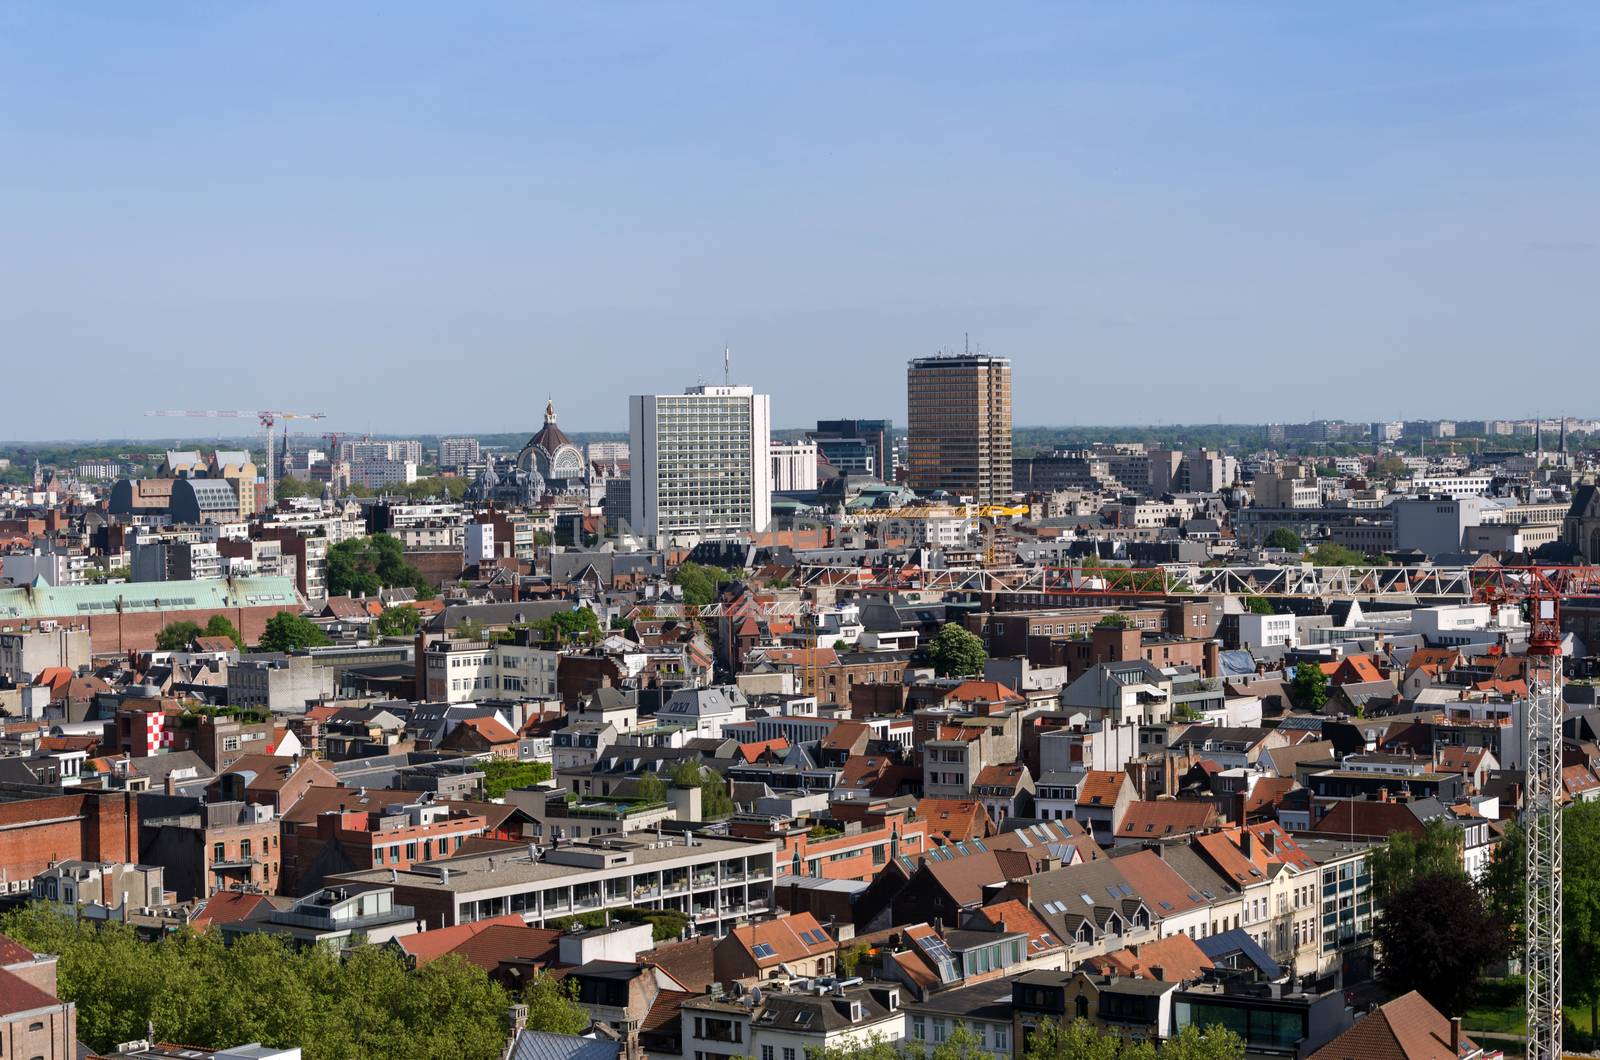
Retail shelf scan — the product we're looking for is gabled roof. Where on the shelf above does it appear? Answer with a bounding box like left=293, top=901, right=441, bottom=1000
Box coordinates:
left=1116, top=800, right=1219, bottom=839
left=192, top=890, right=275, bottom=929
left=916, top=798, right=994, bottom=840
left=0, top=966, right=62, bottom=1017
left=1307, top=989, right=1481, bottom=1060
left=729, top=912, right=833, bottom=967
left=1091, top=931, right=1213, bottom=982
left=457, top=715, right=520, bottom=744
left=1110, top=849, right=1213, bottom=920
left=967, top=899, right=1063, bottom=958
left=947, top=680, right=1024, bottom=705
left=1076, top=770, right=1128, bottom=808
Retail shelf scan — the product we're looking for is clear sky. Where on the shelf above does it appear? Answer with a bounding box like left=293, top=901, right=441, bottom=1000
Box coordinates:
left=3, top=3, right=1599, bottom=441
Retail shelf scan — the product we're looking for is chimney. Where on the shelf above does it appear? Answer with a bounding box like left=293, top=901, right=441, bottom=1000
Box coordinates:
left=1205, top=640, right=1222, bottom=679
left=1450, top=1017, right=1461, bottom=1053
left=1241, top=830, right=1253, bottom=860
left=1262, top=830, right=1276, bottom=854
left=1378, top=787, right=1389, bottom=803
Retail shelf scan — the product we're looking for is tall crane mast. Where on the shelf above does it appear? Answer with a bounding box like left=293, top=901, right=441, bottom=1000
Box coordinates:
left=146, top=409, right=327, bottom=508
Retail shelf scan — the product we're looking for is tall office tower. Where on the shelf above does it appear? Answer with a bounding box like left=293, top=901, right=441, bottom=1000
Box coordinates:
left=629, top=385, right=772, bottom=545
left=812, top=419, right=895, bottom=481
left=906, top=354, right=1012, bottom=503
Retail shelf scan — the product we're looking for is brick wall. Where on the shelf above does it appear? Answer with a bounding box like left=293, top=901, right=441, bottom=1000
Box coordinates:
left=24, top=604, right=296, bottom=655
left=0, top=790, right=137, bottom=886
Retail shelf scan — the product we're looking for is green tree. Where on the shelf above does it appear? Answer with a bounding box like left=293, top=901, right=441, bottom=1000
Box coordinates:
left=274, top=477, right=323, bottom=501
left=373, top=604, right=423, bottom=638
left=155, top=620, right=202, bottom=651
left=1095, top=613, right=1131, bottom=629
left=672, top=561, right=733, bottom=606
left=1368, top=819, right=1464, bottom=906
left=454, top=617, right=487, bottom=642
left=1022, top=1017, right=1125, bottom=1060
left=670, top=760, right=703, bottom=787
left=326, top=533, right=437, bottom=599
left=1156, top=1024, right=1247, bottom=1060
left=1375, top=871, right=1503, bottom=1015
left=1309, top=541, right=1367, bottom=566
left=532, top=607, right=602, bottom=645
left=258, top=612, right=332, bottom=653
left=1289, top=662, right=1329, bottom=711
left=1564, top=802, right=1600, bottom=1032
left=1263, top=528, right=1303, bottom=551
left=203, top=614, right=244, bottom=648
left=1480, top=819, right=1524, bottom=958
left=928, top=622, right=987, bottom=678
left=636, top=770, right=667, bottom=804
left=806, top=1033, right=907, bottom=1060
left=1244, top=596, right=1277, bottom=615
left=699, top=767, right=734, bottom=819
left=522, top=971, right=590, bottom=1035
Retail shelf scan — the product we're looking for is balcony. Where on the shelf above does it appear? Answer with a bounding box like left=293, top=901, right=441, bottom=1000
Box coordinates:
left=721, top=872, right=746, bottom=884
left=270, top=905, right=416, bottom=932
left=693, top=874, right=717, bottom=889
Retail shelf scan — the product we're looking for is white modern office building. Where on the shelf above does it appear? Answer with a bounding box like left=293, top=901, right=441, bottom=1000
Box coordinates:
left=629, top=385, right=772, bottom=545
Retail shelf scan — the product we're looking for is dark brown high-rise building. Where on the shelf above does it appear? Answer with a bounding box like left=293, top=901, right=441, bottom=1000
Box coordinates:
left=906, top=354, right=1013, bottom=503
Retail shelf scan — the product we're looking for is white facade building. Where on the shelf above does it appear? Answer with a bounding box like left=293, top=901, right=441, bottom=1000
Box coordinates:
left=770, top=440, right=819, bottom=492
left=630, top=385, right=772, bottom=545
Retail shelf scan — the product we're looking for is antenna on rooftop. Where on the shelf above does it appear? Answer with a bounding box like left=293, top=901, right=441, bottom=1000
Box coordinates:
left=724, top=345, right=731, bottom=386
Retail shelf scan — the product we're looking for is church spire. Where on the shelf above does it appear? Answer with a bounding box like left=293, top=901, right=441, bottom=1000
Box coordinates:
left=545, top=398, right=556, bottom=425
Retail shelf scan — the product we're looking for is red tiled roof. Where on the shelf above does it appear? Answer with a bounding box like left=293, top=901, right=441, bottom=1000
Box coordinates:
left=969, top=899, right=1062, bottom=957
left=947, top=680, right=1024, bottom=704
left=916, top=798, right=993, bottom=840
left=1117, top=800, right=1218, bottom=838
left=730, top=912, right=833, bottom=967
left=1307, top=989, right=1481, bottom=1060
left=1091, top=931, right=1214, bottom=982
left=0, top=932, right=38, bottom=965
left=192, top=890, right=274, bottom=929
left=396, top=915, right=529, bottom=965
left=1077, top=770, right=1127, bottom=807
left=0, top=966, right=61, bottom=1017
left=459, top=716, right=519, bottom=744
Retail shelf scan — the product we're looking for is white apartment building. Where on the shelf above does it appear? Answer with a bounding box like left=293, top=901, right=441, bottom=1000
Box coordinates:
left=630, top=385, right=772, bottom=545
left=342, top=439, right=424, bottom=464
left=770, top=440, right=819, bottom=492
left=348, top=459, right=418, bottom=489
left=437, top=437, right=481, bottom=469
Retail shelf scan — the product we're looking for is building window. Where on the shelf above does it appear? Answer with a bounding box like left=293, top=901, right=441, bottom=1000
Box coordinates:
left=213, top=842, right=225, bottom=863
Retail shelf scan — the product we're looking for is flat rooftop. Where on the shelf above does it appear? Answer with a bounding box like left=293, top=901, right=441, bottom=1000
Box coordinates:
left=333, top=832, right=774, bottom=894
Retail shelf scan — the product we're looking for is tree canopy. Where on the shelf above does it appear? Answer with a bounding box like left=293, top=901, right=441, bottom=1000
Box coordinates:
left=326, top=533, right=437, bottom=599
left=258, top=612, right=332, bottom=653
left=155, top=620, right=202, bottom=651
left=1262, top=528, right=1303, bottom=551
left=0, top=904, right=513, bottom=1060
left=1244, top=596, right=1277, bottom=616
left=1375, top=871, right=1503, bottom=1015
left=928, top=622, right=987, bottom=678
left=1309, top=541, right=1367, bottom=566
left=1368, top=818, right=1464, bottom=906
left=203, top=614, right=245, bottom=648
left=373, top=604, right=423, bottom=638
left=1289, top=662, right=1328, bottom=712
left=672, top=561, right=736, bottom=606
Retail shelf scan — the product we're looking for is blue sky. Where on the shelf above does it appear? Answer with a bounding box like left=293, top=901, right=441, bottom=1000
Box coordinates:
left=3, top=2, right=1598, bottom=440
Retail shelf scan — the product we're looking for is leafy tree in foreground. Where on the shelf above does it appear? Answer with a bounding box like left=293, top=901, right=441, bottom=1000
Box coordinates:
left=928, top=622, right=987, bottom=678
left=0, top=904, right=510, bottom=1060
left=1244, top=596, right=1276, bottom=615
left=1375, top=871, right=1502, bottom=1015
left=258, top=612, right=332, bottom=653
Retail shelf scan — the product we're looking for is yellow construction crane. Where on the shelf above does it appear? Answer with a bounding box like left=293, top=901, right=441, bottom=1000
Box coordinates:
left=146, top=408, right=327, bottom=507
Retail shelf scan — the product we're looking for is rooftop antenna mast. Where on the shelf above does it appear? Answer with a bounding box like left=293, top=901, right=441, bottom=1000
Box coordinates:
left=724, top=346, right=731, bottom=386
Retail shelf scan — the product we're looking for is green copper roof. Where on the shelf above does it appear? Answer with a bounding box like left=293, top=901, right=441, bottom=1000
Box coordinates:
left=0, top=576, right=300, bottom=622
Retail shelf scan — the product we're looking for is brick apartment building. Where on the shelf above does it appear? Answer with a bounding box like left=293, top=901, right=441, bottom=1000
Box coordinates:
left=0, top=788, right=139, bottom=896
left=139, top=797, right=283, bottom=899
